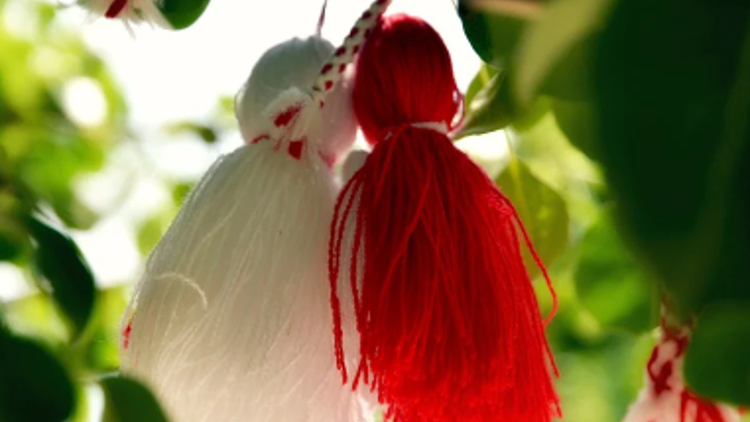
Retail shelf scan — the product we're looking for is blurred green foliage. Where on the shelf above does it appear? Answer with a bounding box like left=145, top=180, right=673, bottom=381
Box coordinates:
left=594, top=0, right=750, bottom=319
left=460, top=0, right=750, bottom=409
left=496, top=156, right=569, bottom=279
left=0, top=0, right=168, bottom=420
left=100, top=376, right=170, bottom=422
left=27, top=215, right=96, bottom=338
left=574, top=211, right=659, bottom=333
left=0, top=326, right=75, bottom=422
left=157, top=0, right=212, bottom=30
left=0, top=0, right=747, bottom=421
left=685, top=303, right=750, bottom=404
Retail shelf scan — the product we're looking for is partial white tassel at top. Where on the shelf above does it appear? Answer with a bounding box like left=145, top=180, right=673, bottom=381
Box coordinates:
left=78, top=0, right=211, bottom=30
left=118, top=2, right=391, bottom=422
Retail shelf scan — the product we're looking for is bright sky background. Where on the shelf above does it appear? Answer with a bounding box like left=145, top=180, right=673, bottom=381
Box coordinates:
left=0, top=0, right=508, bottom=299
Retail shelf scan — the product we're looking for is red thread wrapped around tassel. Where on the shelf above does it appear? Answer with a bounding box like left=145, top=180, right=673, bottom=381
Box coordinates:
left=329, top=14, right=560, bottom=422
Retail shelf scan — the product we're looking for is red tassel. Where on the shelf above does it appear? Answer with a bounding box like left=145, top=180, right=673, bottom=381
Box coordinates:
left=329, top=14, right=560, bottom=422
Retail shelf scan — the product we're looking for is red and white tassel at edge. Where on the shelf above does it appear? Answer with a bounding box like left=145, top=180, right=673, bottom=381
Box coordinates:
left=118, top=2, right=391, bottom=422
left=623, top=314, right=740, bottom=422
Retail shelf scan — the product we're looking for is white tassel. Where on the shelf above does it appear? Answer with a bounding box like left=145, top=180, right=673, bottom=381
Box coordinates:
left=78, top=0, right=171, bottom=27
left=119, top=36, right=365, bottom=422
left=623, top=330, right=740, bottom=422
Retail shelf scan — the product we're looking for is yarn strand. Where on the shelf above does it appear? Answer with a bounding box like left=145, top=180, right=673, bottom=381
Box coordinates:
left=505, top=197, right=559, bottom=326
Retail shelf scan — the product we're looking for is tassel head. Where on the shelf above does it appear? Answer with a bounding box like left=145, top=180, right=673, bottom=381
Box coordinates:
left=236, top=36, right=357, bottom=165
left=352, top=15, right=461, bottom=142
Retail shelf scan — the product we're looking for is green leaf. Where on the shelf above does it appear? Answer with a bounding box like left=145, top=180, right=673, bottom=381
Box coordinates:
left=101, top=376, right=170, bottom=422
left=0, top=231, right=21, bottom=261
left=80, top=287, right=129, bottom=373
left=539, top=36, right=596, bottom=101
left=3, top=292, right=69, bottom=343
left=0, top=331, right=76, bottom=422
left=14, top=130, right=104, bottom=230
left=166, top=121, right=218, bottom=144
left=513, top=0, right=612, bottom=105
left=459, top=66, right=510, bottom=138
left=459, top=65, right=550, bottom=138
left=51, top=195, right=99, bottom=231
left=0, top=215, right=26, bottom=262
left=465, top=64, right=498, bottom=107
left=684, top=302, right=750, bottom=405
left=509, top=96, right=551, bottom=133
left=28, top=216, right=96, bottom=338
left=593, top=0, right=750, bottom=315
left=495, top=157, right=569, bottom=277
left=157, top=0, right=211, bottom=30
left=574, top=212, right=659, bottom=332
left=136, top=213, right=171, bottom=255
left=458, top=1, right=528, bottom=70
left=171, top=182, right=194, bottom=205
left=458, top=0, right=605, bottom=103
left=0, top=179, right=30, bottom=262
left=552, top=99, right=600, bottom=161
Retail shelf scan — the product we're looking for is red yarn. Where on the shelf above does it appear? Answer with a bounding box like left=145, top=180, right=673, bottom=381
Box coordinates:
left=328, top=14, right=560, bottom=422
left=105, top=0, right=127, bottom=18
left=680, top=390, right=728, bottom=422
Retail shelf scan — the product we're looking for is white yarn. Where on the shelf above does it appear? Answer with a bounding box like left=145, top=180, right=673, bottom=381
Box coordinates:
left=342, top=150, right=369, bottom=182
left=120, top=37, right=364, bottom=422
left=410, top=121, right=449, bottom=134
left=622, top=335, right=740, bottom=422
left=382, top=121, right=449, bottom=142
left=78, top=0, right=170, bottom=27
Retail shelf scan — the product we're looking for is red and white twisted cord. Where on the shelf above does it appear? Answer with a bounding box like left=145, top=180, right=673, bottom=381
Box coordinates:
left=311, top=0, right=392, bottom=105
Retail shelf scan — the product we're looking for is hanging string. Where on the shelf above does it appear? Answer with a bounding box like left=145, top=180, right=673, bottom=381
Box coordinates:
left=311, top=0, right=393, bottom=107
left=316, top=0, right=328, bottom=36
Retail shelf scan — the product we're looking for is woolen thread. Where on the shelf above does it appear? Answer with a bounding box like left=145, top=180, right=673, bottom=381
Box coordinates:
left=120, top=36, right=365, bottom=422
left=329, top=14, right=560, bottom=422
left=84, top=0, right=170, bottom=26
